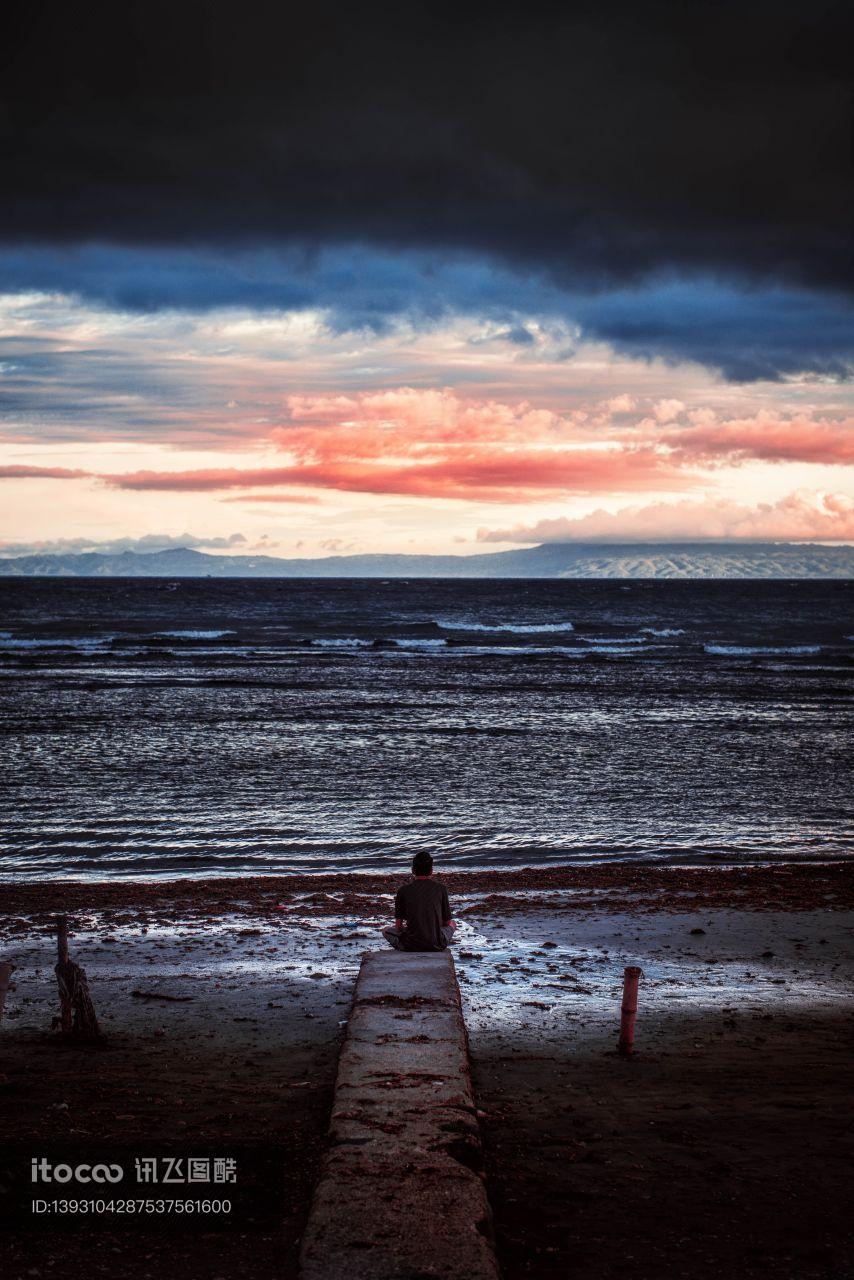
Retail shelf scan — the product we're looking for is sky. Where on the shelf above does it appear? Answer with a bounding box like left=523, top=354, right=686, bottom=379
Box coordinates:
left=1, top=1, right=852, bottom=558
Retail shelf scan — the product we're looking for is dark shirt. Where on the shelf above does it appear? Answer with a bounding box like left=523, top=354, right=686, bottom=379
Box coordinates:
left=394, top=878, right=451, bottom=951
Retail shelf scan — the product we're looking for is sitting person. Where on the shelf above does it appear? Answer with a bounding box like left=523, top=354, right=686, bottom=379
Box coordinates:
left=382, top=852, right=457, bottom=951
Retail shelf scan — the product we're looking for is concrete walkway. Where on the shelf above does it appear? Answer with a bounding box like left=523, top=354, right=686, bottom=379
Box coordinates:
left=298, top=950, right=501, bottom=1280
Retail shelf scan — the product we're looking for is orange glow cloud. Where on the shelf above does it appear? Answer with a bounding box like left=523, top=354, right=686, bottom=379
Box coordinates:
left=280, top=389, right=573, bottom=445
left=98, top=388, right=695, bottom=501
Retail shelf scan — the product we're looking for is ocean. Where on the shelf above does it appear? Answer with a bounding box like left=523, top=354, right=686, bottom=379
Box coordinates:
left=1, top=577, right=851, bottom=880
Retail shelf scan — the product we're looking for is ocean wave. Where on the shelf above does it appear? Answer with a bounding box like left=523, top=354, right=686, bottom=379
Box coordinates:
left=580, top=635, right=648, bottom=645
left=392, top=638, right=448, bottom=649
left=704, top=644, right=822, bottom=657
left=453, top=644, right=589, bottom=657
left=375, top=642, right=586, bottom=657
left=642, top=627, right=685, bottom=638
left=156, top=629, right=236, bottom=639
left=311, top=638, right=373, bottom=648
left=580, top=645, right=652, bottom=656
left=131, top=645, right=262, bottom=658
left=0, top=635, right=116, bottom=650
left=437, top=619, right=575, bottom=634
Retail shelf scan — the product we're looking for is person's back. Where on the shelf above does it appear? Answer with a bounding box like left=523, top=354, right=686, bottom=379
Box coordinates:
left=382, top=852, right=456, bottom=952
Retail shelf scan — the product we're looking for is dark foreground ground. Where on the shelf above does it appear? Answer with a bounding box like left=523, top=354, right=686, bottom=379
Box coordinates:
left=474, top=1011, right=853, bottom=1280
left=1, top=863, right=852, bottom=1279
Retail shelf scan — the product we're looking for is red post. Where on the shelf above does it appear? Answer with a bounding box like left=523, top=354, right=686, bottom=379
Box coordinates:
left=618, top=965, right=642, bottom=1055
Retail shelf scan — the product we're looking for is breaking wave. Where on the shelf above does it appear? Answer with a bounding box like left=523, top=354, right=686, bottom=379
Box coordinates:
left=704, top=644, right=822, bottom=657
left=311, top=638, right=373, bottom=649
left=156, top=629, right=236, bottom=639
left=437, top=619, right=575, bottom=634
left=580, top=635, right=648, bottom=646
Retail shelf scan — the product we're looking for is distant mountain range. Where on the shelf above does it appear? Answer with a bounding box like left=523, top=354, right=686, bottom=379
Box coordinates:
left=0, top=542, right=852, bottom=578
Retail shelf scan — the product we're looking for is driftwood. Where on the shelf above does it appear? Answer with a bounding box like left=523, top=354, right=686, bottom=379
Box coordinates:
left=0, top=961, right=14, bottom=1023
left=54, top=915, right=101, bottom=1039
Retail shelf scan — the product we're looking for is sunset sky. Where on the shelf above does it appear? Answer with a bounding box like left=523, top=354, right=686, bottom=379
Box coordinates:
left=2, top=1, right=852, bottom=557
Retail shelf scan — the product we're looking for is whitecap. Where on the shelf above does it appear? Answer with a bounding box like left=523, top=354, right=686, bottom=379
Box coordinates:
left=311, top=638, right=373, bottom=649
left=704, top=644, right=822, bottom=657
left=392, top=638, right=448, bottom=649
left=581, top=644, right=651, bottom=656
left=0, top=635, right=116, bottom=650
left=580, top=635, right=647, bottom=645
left=156, top=629, right=236, bottom=639
left=454, top=645, right=589, bottom=657
left=438, top=619, right=574, bottom=634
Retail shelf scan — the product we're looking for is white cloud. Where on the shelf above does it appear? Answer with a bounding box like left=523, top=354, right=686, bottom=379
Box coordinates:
left=478, top=490, right=854, bottom=544
left=0, top=532, right=247, bottom=556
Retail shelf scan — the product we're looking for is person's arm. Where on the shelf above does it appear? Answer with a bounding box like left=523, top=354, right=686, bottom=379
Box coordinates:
left=441, top=886, right=454, bottom=926
left=394, top=887, right=405, bottom=932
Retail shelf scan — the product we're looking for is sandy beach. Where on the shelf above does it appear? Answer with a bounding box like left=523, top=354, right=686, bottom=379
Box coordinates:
left=1, top=863, right=852, bottom=1279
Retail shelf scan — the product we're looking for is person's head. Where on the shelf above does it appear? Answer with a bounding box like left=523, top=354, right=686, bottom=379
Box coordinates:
left=411, top=852, right=433, bottom=878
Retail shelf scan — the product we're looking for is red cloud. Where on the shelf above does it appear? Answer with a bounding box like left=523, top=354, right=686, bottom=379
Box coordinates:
left=663, top=413, right=854, bottom=466
left=98, top=388, right=696, bottom=501
left=102, top=448, right=693, bottom=503
left=3, top=393, right=850, bottom=507
left=278, top=393, right=854, bottom=469
left=98, top=391, right=854, bottom=503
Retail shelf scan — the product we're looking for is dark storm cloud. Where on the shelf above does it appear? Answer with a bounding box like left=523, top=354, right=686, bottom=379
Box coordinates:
left=1, top=1, right=852, bottom=378
left=2, top=1, right=851, bottom=279
left=574, top=281, right=854, bottom=381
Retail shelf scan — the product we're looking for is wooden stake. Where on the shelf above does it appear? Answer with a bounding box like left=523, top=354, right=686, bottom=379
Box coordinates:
left=56, top=915, right=72, bottom=1033
left=54, top=915, right=101, bottom=1040
left=0, top=961, right=14, bottom=1023
left=618, top=965, right=642, bottom=1055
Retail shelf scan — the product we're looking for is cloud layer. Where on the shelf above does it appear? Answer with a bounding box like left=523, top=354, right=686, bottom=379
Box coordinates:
left=0, top=247, right=851, bottom=383
left=479, top=491, right=854, bottom=543
left=0, top=532, right=248, bottom=556
left=3, top=3, right=851, bottom=287
left=2, top=0, right=852, bottom=559
left=3, top=389, right=852, bottom=513
left=2, top=4, right=853, bottom=381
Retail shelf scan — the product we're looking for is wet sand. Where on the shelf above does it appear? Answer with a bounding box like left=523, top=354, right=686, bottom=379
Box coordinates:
left=0, top=916, right=367, bottom=1279
left=461, top=907, right=854, bottom=1280
left=1, top=863, right=852, bottom=1279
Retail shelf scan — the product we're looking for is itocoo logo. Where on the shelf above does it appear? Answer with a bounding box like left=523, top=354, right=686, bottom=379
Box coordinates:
left=31, top=1159, right=124, bottom=1184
